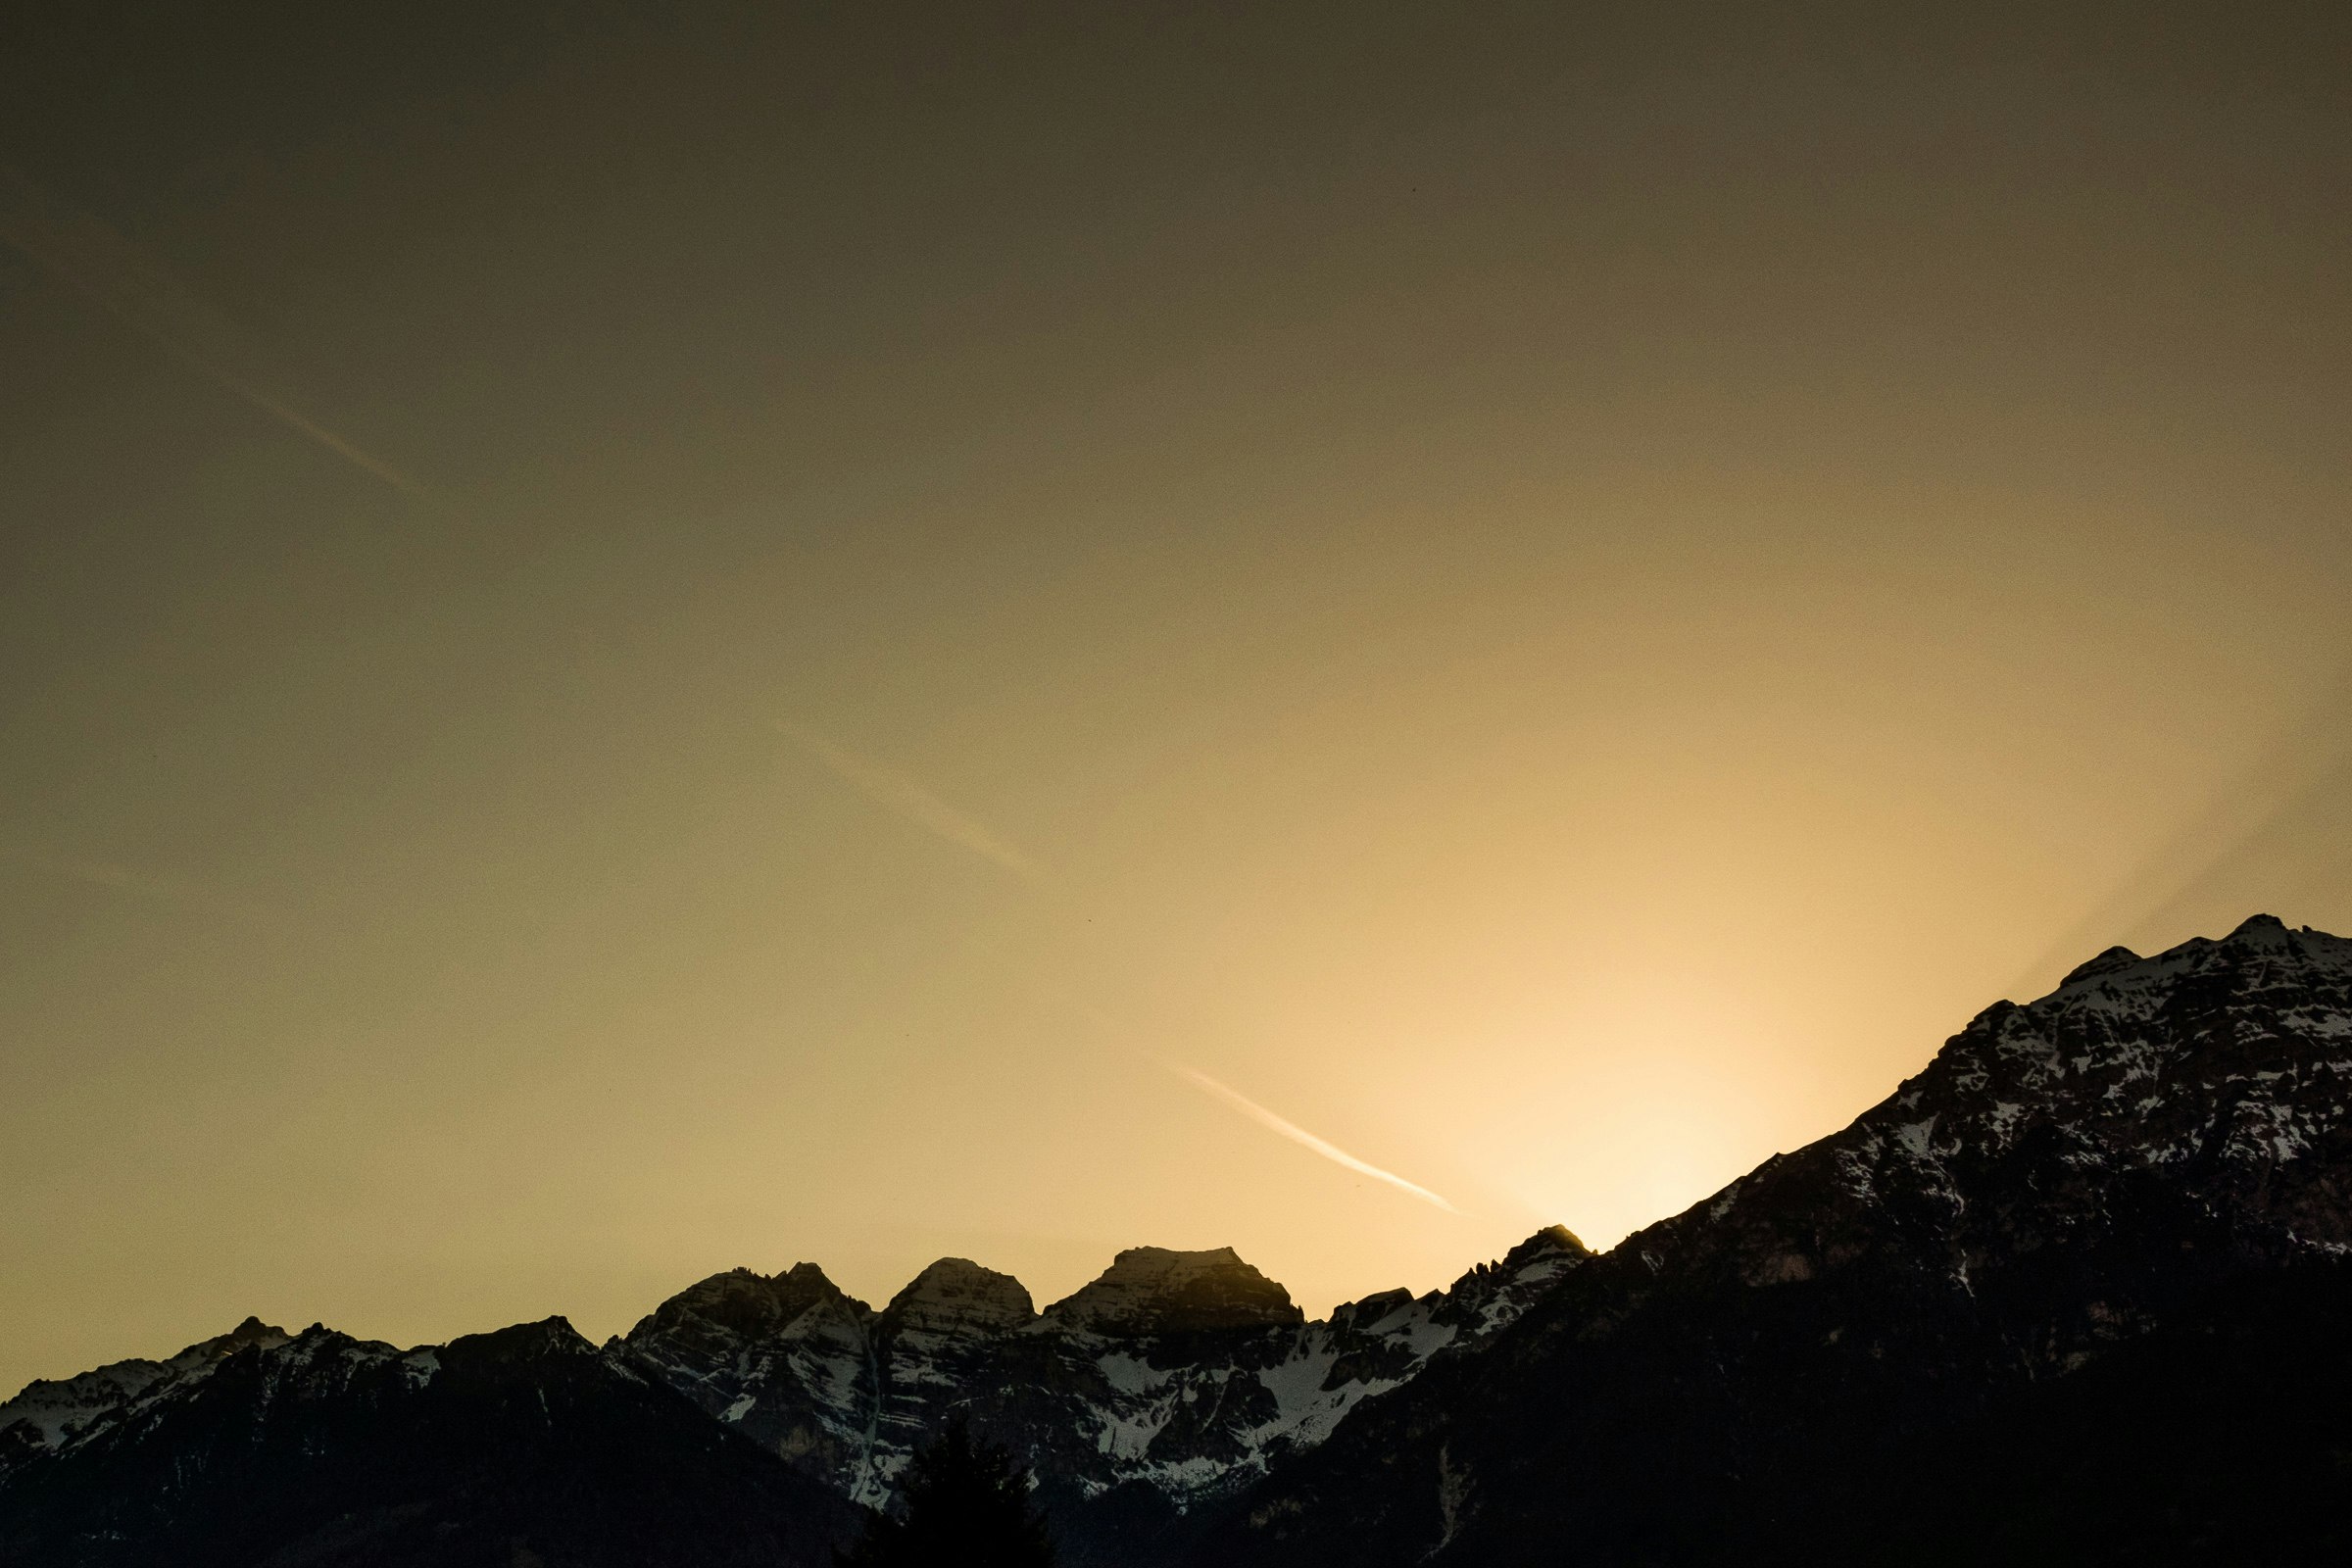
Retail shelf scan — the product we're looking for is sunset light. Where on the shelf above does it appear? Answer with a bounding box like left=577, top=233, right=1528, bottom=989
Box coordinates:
left=3, top=5, right=2347, bottom=1564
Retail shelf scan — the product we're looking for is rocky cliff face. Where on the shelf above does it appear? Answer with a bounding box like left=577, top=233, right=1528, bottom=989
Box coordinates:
left=1040, top=1246, right=1302, bottom=1335
left=613, top=1226, right=1589, bottom=1533
left=620, top=1262, right=884, bottom=1494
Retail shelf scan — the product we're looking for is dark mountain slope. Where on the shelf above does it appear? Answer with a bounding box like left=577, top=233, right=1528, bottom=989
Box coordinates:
left=0, top=1318, right=861, bottom=1568
left=1197, top=915, right=2352, bottom=1567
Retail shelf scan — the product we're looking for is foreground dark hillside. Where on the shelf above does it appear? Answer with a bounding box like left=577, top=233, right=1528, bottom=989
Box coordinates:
left=1835, top=1258, right=2352, bottom=1565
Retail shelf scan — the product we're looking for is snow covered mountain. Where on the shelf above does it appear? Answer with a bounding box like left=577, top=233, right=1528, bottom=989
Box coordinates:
left=7, top=914, right=2349, bottom=1567
left=615, top=1228, right=1588, bottom=1542
left=0, top=1225, right=1584, bottom=1566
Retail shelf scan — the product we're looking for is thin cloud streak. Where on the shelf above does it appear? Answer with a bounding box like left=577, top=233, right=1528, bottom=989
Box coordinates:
left=1, top=845, right=272, bottom=921
left=780, top=723, right=1050, bottom=884
left=786, top=748, right=1453, bottom=1215
left=0, top=166, right=425, bottom=497
left=1168, top=1064, right=1461, bottom=1214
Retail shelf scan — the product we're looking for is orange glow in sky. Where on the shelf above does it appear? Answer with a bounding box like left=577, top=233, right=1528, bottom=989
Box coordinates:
left=1, top=2, right=2347, bottom=1398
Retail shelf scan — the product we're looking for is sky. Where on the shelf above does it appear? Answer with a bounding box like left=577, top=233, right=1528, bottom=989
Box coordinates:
left=1, top=0, right=2347, bottom=1396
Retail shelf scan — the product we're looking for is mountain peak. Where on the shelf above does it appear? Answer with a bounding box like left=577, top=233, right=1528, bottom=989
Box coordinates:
left=450, top=1317, right=596, bottom=1363
left=1670, top=915, right=2352, bottom=1273
left=1506, top=1224, right=1592, bottom=1266
left=1043, top=1246, right=1301, bottom=1334
left=2058, top=944, right=2142, bottom=987
left=173, top=1315, right=293, bottom=1363
left=881, top=1257, right=1035, bottom=1339
left=625, top=1263, right=873, bottom=1344
left=2228, top=911, right=2294, bottom=943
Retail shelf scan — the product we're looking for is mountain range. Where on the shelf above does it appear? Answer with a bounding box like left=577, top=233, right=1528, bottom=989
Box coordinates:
left=5, top=913, right=2349, bottom=1565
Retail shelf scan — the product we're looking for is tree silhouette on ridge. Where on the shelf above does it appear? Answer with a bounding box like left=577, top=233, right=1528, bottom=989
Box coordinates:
left=836, top=1420, right=1057, bottom=1568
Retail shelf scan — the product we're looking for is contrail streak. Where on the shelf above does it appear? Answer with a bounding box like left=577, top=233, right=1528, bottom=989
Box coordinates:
left=0, top=166, right=424, bottom=497
left=784, top=736, right=1458, bottom=1216
left=0, top=845, right=272, bottom=920
left=780, top=723, right=1050, bottom=884
left=1169, top=1064, right=1460, bottom=1213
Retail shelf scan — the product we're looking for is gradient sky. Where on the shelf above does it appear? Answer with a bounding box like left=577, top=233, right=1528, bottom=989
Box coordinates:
left=3, top=1, right=2348, bottom=1396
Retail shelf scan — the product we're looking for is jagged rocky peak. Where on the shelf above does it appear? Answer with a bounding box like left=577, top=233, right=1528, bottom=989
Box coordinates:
left=1043, top=1245, right=1302, bottom=1334
left=1438, top=1224, right=1590, bottom=1297
left=2058, top=944, right=2143, bottom=987
left=2052, top=913, right=2308, bottom=992
left=187, top=1315, right=292, bottom=1358
left=880, top=1257, right=1035, bottom=1338
left=1931, top=911, right=2351, bottom=1107
left=627, top=1261, right=871, bottom=1341
left=1323, top=1225, right=1592, bottom=1333
left=453, top=1316, right=597, bottom=1362
left=1509, top=1223, right=1591, bottom=1265
left=1327, top=1285, right=1418, bottom=1331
